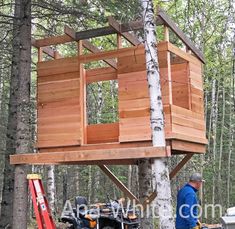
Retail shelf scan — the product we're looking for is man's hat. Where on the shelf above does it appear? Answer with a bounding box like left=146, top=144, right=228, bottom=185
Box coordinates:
left=189, top=173, right=205, bottom=182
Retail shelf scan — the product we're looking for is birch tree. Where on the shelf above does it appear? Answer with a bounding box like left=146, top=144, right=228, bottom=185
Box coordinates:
left=140, top=0, right=175, bottom=228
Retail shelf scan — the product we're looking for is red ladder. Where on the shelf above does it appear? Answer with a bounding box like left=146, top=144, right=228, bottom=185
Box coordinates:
left=27, top=174, right=56, bottom=229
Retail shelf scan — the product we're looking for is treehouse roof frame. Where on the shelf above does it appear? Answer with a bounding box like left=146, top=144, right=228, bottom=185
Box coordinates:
left=32, top=7, right=205, bottom=63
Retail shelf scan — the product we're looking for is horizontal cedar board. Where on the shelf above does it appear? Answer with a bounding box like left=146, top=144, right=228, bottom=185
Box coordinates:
left=171, top=140, right=206, bottom=153
left=119, top=134, right=151, bottom=142
left=118, top=54, right=146, bottom=74
left=38, top=141, right=154, bottom=152
left=190, top=78, right=203, bottom=89
left=37, top=122, right=81, bottom=135
left=10, top=146, right=167, bottom=165
left=87, top=123, right=119, bottom=144
left=171, top=62, right=188, bottom=71
left=120, top=108, right=150, bottom=118
left=167, top=42, right=201, bottom=66
left=37, top=57, right=78, bottom=77
left=119, top=98, right=150, bottom=110
left=38, top=89, right=79, bottom=103
left=171, top=105, right=204, bottom=120
left=191, top=87, right=203, bottom=97
left=38, top=72, right=79, bottom=84
left=190, top=71, right=202, bottom=83
left=191, top=102, right=204, bottom=114
left=118, top=71, right=147, bottom=83
left=37, top=139, right=81, bottom=148
left=86, top=67, right=117, bottom=83
left=38, top=78, right=80, bottom=93
left=171, top=113, right=205, bottom=130
left=172, top=124, right=205, bottom=139
left=38, top=132, right=80, bottom=139
left=38, top=104, right=80, bottom=118
left=37, top=97, right=80, bottom=109
left=189, top=62, right=202, bottom=73
left=38, top=114, right=80, bottom=126
left=168, top=133, right=208, bottom=144
left=77, top=42, right=168, bottom=64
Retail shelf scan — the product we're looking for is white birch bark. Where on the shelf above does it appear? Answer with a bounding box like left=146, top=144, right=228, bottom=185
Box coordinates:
left=47, top=165, right=56, bottom=216
left=140, top=0, right=175, bottom=228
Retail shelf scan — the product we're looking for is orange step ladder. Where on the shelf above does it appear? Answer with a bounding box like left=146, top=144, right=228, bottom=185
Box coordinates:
left=27, top=174, right=56, bottom=229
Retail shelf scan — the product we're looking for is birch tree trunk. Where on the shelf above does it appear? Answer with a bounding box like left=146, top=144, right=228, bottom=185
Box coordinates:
left=140, top=1, right=175, bottom=228
left=12, top=0, right=32, bottom=228
left=0, top=1, right=21, bottom=227
left=47, top=165, right=56, bottom=216
left=138, top=159, right=154, bottom=228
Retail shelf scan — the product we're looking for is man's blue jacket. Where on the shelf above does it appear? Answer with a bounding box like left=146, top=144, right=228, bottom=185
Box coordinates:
left=176, top=183, right=199, bottom=229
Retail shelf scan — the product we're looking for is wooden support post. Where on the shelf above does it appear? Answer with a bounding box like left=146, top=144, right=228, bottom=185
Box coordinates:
left=108, top=16, right=141, bottom=46
left=78, top=40, right=87, bottom=145
left=38, top=48, right=43, bottom=62
left=99, top=165, right=140, bottom=203
left=164, top=26, right=169, bottom=42
left=117, top=34, right=122, bottom=49
left=142, top=153, right=194, bottom=208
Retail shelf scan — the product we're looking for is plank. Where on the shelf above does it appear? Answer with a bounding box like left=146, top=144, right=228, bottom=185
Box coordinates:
left=37, top=139, right=81, bottom=148
left=37, top=57, right=78, bottom=77
left=167, top=133, right=208, bottom=144
left=87, top=123, right=119, bottom=144
left=10, top=146, right=167, bottom=165
left=108, top=16, right=141, bottom=46
left=171, top=113, right=205, bottom=131
left=86, top=67, right=117, bottom=84
left=171, top=140, right=206, bottom=153
left=99, top=165, right=140, bottom=202
left=35, top=34, right=73, bottom=47
left=38, top=72, right=79, bottom=84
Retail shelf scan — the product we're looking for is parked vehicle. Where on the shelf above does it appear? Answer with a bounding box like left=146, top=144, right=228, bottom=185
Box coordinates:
left=60, top=196, right=140, bottom=229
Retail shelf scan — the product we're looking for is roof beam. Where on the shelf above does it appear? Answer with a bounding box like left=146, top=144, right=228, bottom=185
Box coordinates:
left=32, top=38, right=62, bottom=59
left=108, top=16, right=141, bottom=46
left=64, top=25, right=117, bottom=69
left=33, top=8, right=204, bottom=63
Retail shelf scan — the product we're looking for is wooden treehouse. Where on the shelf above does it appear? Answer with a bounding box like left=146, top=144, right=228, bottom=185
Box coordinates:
left=11, top=9, right=207, bottom=178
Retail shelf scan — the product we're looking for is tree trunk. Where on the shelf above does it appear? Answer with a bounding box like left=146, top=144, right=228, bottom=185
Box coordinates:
left=0, top=1, right=21, bottom=227
left=138, top=159, right=154, bottom=228
left=140, top=1, right=175, bottom=228
left=47, top=165, right=56, bottom=216
left=12, top=0, right=32, bottom=228
left=218, top=84, right=225, bottom=204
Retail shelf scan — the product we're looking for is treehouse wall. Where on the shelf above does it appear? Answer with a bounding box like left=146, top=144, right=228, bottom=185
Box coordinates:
left=36, top=42, right=206, bottom=152
left=37, top=57, right=82, bottom=148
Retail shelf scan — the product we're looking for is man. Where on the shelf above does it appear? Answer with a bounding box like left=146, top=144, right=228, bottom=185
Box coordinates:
left=176, top=173, right=204, bottom=229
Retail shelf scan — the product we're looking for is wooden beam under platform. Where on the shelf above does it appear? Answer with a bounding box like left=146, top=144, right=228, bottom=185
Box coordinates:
left=10, top=146, right=167, bottom=165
